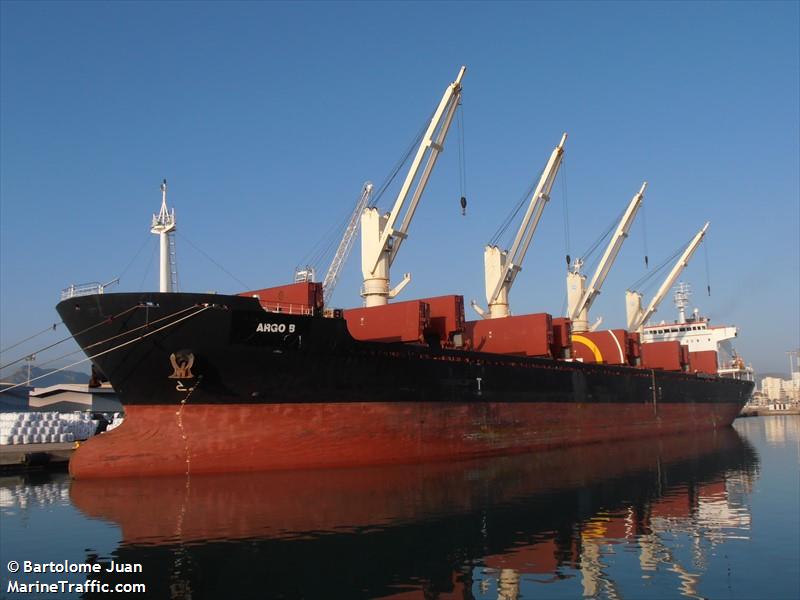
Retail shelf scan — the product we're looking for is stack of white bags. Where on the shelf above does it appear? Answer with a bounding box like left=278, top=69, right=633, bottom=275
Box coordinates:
left=0, top=411, right=124, bottom=445
left=0, top=478, right=70, bottom=509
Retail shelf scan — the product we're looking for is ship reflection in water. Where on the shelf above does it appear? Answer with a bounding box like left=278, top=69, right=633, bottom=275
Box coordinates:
left=62, top=429, right=760, bottom=599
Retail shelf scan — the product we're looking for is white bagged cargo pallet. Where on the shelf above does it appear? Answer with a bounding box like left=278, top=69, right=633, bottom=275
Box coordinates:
left=0, top=411, right=124, bottom=445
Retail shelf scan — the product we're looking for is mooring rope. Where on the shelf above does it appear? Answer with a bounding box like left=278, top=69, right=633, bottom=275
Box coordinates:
left=0, top=305, right=144, bottom=372
left=22, top=304, right=204, bottom=374
left=1, top=304, right=213, bottom=393
left=0, top=323, right=62, bottom=356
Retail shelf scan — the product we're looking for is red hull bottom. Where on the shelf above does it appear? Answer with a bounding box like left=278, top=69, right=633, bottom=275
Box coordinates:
left=69, top=401, right=743, bottom=479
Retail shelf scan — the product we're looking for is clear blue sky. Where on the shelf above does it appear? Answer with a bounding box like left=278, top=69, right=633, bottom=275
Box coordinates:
left=1, top=1, right=798, bottom=376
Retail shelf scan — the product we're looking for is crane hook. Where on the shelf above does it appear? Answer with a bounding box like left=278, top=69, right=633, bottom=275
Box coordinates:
left=460, top=196, right=467, bottom=216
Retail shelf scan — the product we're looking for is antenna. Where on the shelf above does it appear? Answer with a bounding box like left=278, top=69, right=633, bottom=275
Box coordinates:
left=674, top=282, right=691, bottom=324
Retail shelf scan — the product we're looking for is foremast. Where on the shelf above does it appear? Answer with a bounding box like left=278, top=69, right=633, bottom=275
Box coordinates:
left=151, top=179, right=178, bottom=293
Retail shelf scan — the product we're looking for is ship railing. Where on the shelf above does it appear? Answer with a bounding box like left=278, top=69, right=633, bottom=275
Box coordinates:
left=257, top=301, right=314, bottom=316
left=60, top=282, right=102, bottom=300
left=60, top=278, right=120, bottom=300
left=718, top=362, right=755, bottom=382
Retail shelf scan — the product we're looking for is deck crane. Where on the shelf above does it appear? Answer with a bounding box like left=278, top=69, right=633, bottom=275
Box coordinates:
left=360, top=66, right=465, bottom=307
left=471, top=133, right=567, bottom=319
left=626, top=222, right=709, bottom=332
left=293, top=182, right=372, bottom=302
left=567, top=182, right=647, bottom=333
left=317, top=182, right=374, bottom=306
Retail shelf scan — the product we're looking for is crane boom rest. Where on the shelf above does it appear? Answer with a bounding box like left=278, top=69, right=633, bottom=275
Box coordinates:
left=360, top=66, right=466, bottom=307
left=321, top=182, right=374, bottom=306
left=567, top=182, right=647, bottom=333
left=472, top=133, right=567, bottom=319
left=626, top=222, right=709, bottom=332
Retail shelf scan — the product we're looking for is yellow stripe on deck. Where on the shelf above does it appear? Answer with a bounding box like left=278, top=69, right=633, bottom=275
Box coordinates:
left=572, top=334, right=603, bottom=362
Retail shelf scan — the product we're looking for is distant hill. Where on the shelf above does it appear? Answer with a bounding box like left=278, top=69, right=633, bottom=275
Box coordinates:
left=0, top=365, right=89, bottom=387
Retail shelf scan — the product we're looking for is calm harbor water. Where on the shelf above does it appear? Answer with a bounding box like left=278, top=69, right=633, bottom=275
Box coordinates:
left=1, top=416, right=798, bottom=599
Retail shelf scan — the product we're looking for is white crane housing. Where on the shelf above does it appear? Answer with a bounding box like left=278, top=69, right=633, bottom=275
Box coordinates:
left=360, top=66, right=466, bottom=307
left=626, top=222, right=709, bottom=332
left=472, top=133, right=567, bottom=319
left=567, top=182, right=647, bottom=332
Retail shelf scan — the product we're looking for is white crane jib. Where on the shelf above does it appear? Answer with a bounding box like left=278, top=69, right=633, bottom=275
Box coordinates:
left=567, top=182, right=647, bottom=333
left=321, top=182, right=373, bottom=306
left=472, top=133, right=567, bottom=319
left=626, top=222, right=709, bottom=332
left=150, top=179, right=178, bottom=293
left=360, top=66, right=466, bottom=307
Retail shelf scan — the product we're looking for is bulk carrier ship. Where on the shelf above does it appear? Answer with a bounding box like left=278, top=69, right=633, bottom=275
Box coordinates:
left=56, top=67, right=753, bottom=479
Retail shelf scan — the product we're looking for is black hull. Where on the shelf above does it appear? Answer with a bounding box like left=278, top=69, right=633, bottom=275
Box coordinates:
left=57, top=292, right=754, bottom=477
left=56, top=292, right=753, bottom=409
